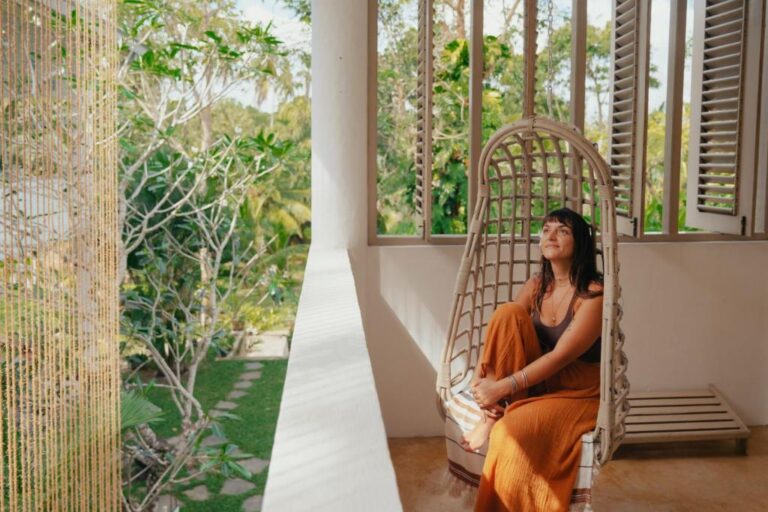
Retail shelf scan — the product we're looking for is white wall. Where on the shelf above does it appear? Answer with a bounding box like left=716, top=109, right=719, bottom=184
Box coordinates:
left=307, top=0, right=768, bottom=439
left=265, top=3, right=403, bottom=509
left=263, top=249, right=401, bottom=512
left=310, top=0, right=368, bottom=249
left=356, top=242, right=768, bottom=437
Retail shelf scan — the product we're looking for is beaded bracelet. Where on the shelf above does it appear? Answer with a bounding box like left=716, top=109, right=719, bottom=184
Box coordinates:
left=520, top=368, right=530, bottom=389
left=508, top=369, right=530, bottom=397
left=508, top=374, right=519, bottom=395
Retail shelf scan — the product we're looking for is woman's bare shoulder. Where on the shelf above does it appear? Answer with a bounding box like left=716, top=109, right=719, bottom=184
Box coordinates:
left=514, top=274, right=541, bottom=311
left=523, top=274, right=543, bottom=295
left=526, top=273, right=542, bottom=288
left=588, top=280, right=604, bottom=293
left=574, top=280, right=604, bottom=313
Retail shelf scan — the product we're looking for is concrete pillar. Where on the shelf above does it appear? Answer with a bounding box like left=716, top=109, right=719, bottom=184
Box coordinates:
left=311, top=0, right=368, bottom=249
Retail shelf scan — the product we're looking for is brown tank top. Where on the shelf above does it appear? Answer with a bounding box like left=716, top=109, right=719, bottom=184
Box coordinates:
left=531, top=291, right=601, bottom=363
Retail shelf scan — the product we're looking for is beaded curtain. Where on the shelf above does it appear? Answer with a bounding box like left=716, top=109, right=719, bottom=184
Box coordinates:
left=1, top=0, right=120, bottom=510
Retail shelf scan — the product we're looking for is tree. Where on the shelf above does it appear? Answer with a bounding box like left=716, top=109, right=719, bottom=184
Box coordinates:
left=117, top=0, right=293, bottom=508
left=375, top=2, right=668, bottom=236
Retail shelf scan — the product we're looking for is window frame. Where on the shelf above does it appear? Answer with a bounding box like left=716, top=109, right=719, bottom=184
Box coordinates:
left=367, top=0, right=768, bottom=246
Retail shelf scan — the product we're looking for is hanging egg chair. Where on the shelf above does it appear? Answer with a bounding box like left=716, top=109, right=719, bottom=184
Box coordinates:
left=435, top=1, right=630, bottom=508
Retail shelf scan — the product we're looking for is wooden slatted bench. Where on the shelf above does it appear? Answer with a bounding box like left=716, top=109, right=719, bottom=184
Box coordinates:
left=622, top=385, right=751, bottom=454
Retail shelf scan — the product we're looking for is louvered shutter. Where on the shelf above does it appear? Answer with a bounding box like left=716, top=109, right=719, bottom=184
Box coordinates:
left=607, top=0, right=650, bottom=236
left=415, top=0, right=434, bottom=237
left=686, top=0, right=762, bottom=235
left=755, top=10, right=768, bottom=235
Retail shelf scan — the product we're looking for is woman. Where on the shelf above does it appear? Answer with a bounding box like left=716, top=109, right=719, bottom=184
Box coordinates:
left=462, top=207, right=604, bottom=511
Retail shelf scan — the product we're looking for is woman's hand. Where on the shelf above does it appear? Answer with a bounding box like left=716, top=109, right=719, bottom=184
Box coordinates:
left=471, top=376, right=511, bottom=409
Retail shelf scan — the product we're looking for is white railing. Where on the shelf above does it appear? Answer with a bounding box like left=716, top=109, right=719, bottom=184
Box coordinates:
left=263, top=247, right=402, bottom=512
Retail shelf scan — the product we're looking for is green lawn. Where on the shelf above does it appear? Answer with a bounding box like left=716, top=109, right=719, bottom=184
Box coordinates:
left=145, top=357, right=288, bottom=511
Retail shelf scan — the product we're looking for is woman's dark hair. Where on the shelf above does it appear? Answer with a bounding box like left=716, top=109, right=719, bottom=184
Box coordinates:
left=533, top=207, right=603, bottom=314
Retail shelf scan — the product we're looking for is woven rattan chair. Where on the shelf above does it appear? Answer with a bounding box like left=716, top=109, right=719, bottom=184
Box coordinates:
left=436, top=116, right=630, bottom=509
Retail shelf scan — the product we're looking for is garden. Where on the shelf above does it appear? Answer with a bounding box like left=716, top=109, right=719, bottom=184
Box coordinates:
left=116, top=0, right=310, bottom=509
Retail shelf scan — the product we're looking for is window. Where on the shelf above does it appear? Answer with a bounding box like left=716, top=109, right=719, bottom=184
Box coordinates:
left=369, top=0, right=768, bottom=244
left=684, top=0, right=762, bottom=235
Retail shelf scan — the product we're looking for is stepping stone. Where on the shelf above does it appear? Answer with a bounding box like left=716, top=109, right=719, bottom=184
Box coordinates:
left=242, top=494, right=263, bottom=512
left=227, top=390, right=247, bottom=400
left=200, top=435, right=227, bottom=448
left=234, top=381, right=252, bottom=389
left=183, top=484, right=210, bottom=502
left=240, top=371, right=262, bottom=381
left=245, top=362, right=263, bottom=370
left=221, top=478, right=256, bottom=496
left=239, top=457, right=269, bottom=475
left=214, top=400, right=238, bottom=411
left=241, top=332, right=289, bottom=359
left=152, top=494, right=179, bottom=512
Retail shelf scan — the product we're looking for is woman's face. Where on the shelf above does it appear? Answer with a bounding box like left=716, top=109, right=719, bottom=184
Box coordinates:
left=540, top=220, right=575, bottom=261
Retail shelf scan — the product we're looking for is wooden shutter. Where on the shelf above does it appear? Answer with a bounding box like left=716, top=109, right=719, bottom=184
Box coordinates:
left=415, top=0, right=434, bottom=238
left=607, top=0, right=650, bottom=237
left=756, top=10, right=768, bottom=235
left=686, top=0, right=763, bottom=235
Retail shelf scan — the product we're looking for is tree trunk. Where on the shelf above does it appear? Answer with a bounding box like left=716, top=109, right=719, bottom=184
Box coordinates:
left=504, top=0, right=523, bottom=28
left=451, top=0, right=466, bottom=40
left=200, top=6, right=214, bottom=151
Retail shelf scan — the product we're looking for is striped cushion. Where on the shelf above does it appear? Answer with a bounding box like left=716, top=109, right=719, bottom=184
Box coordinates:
left=445, top=390, right=596, bottom=508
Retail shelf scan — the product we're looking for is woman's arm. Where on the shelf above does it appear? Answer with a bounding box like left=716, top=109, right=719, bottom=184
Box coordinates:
left=515, top=288, right=603, bottom=389
left=473, top=283, right=603, bottom=407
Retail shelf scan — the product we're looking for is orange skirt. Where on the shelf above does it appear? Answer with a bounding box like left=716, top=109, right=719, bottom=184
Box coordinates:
left=474, top=302, right=600, bottom=512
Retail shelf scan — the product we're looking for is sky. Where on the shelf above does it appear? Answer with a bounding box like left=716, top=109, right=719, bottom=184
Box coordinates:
left=233, top=0, right=310, bottom=112
left=236, top=0, right=309, bottom=51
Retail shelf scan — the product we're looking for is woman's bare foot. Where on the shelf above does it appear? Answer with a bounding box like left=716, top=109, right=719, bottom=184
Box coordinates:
left=460, top=412, right=498, bottom=452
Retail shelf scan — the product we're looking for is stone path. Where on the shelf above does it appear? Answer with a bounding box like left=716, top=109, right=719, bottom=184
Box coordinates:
left=221, top=478, right=256, bottom=495
left=239, top=457, right=269, bottom=474
left=200, top=433, right=227, bottom=448
left=242, top=494, right=264, bottom=512
left=181, top=360, right=270, bottom=511
left=214, top=400, right=238, bottom=410
left=183, top=485, right=210, bottom=501
left=153, top=494, right=180, bottom=512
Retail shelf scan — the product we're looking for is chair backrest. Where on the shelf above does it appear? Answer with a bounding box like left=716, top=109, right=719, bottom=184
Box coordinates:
left=437, top=116, right=630, bottom=466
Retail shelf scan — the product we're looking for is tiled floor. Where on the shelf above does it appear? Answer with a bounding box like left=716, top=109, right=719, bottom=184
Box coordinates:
left=388, top=425, right=768, bottom=511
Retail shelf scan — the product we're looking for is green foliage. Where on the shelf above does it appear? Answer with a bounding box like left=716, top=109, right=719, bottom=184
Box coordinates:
left=119, top=0, right=310, bottom=362
left=171, top=360, right=288, bottom=511
left=644, top=106, right=666, bottom=232
left=118, top=0, right=310, bottom=507
left=121, top=134, right=283, bottom=366
left=430, top=36, right=471, bottom=234
left=121, top=390, right=164, bottom=432
left=377, top=5, right=679, bottom=236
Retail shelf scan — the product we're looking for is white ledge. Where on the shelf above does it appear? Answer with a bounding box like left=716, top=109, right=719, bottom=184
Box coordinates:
left=263, top=247, right=402, bottom=512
